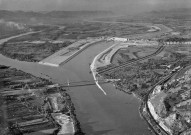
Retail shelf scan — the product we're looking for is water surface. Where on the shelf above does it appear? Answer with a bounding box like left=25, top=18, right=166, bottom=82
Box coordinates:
left=0, top=38, right=151, bottom=134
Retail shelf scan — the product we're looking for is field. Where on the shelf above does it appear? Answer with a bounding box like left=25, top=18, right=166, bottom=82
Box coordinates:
left=0, top=20, right=29, bottom=39
left=7, top=22, right=148, bottom=41
left=0, top=65, right=81, bottom=135
left=0, top=41, right=72, bottom=62
left=7, top=26, right=65, bottom=42
left=61, top=22, right=149, bottom=39
left=101, top=45, right=189, bottom=100
left=0, top=21, right=150, bottom=62
left=165, top=44, right=191, bottom=57
left=111, top=45, right=158, bottom=65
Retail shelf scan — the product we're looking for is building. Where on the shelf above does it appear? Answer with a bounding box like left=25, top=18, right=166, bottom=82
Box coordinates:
left=107, top=37, right=128, bottom=42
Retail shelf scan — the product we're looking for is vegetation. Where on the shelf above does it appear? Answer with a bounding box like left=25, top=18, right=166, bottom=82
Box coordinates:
left=111, top=45, right=158, bottom=65
left=100, top=45, right=188, bottom=100
left=0, top=20, right=29, bottom=39
left=149, top=64, right=191, bottom=135
left=0, top=65, right=83, bottom=135
left=0, top=41, right=72, bottom=62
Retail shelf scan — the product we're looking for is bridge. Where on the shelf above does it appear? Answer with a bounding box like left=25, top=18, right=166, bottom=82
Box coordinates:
left=59, top=79, right=120, bottom=88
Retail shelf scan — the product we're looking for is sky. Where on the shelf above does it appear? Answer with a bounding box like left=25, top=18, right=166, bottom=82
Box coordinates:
left=0, top=0, right=191, bottom=13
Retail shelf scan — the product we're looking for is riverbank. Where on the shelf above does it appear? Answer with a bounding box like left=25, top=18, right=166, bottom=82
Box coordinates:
left=0, top=27, right=157, bottom=134
left=0, top=39, right=72, bottom=62
left=92, top=39, right=191, bottom=134
left=90, top=40, right=159, bottom=95
left=39, top=38, right=104, bottom=67
left=0, top=65, right=83, bottom=135
left=89, top=40, right=171, bottom=134
left=0, top=35, right=152, bottom=134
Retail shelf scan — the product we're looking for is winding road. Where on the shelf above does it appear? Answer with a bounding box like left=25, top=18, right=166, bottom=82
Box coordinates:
left=98, top=45, right=165, bottom=74
left=144, top=65, right=185, bottom=135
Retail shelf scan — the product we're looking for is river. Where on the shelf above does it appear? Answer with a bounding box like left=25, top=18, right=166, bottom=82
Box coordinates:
left=0, top=35, right=151, bottom=134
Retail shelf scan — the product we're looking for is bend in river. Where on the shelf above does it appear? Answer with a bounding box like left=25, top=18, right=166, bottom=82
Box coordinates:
left=0, top=37, right=151, bottom=134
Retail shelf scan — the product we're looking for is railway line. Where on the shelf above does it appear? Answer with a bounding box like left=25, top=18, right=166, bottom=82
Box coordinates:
left=143, top=66, right=185, bottom=135
left=97, top=45, right=165, bottom=74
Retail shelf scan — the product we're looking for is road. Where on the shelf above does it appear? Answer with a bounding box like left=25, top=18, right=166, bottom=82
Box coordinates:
left=0, top=31, right=41, bottom=45
left=86, top=20, right=153, bottom=26
left=85, top=20, right=173, bottom=39
left=144, top=67, right=185, bottom=135
left=0, top=21, right=172, bottom=135
left=98, top=45, right=165, bottom=74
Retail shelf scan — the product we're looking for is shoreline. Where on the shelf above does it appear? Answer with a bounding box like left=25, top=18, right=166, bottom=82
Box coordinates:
left=90, top=41, right=130, bottom=95
left=89, top=40, right=162, bottom=135
left=90, top=49, right=107, bottom=95
left=0, top=23, right=170, bottom=134
left=0, top=64, right=84, bottom=135
left=64, top=92, right=84, bottom=135
left=39, top=38, right=104, bottom=66
left=0, top=32, right=90, bottom=135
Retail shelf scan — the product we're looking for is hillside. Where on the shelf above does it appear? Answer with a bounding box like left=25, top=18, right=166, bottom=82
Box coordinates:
left=0, top=10, right=113, bottom=24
